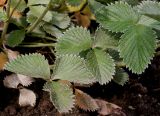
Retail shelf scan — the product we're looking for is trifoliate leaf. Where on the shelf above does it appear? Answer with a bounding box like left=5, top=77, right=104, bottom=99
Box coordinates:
left=42, top=24, right=62, bottom=38
left=27, top=0, right=50, bottom=6
left=55, top=26, right=92, bottom=55
left=113, top=68, right=129, bottom=86
left=19, top=88, right=36, bottom=107
left=52, top=54, right=95, bottom=84
left=95, top=1, right=139, bottom=32
left=6, top=30, right=25, bottom=47
left=51, top=12, right=70, bottom=29
left=43, top=81, right=74, bottom=113
left=138, top=15, right=160, bottom=30
left=86, top=49, right=115, bottom=85
left=137, top=0, right=160, bottom=21
left=75, top=89, right=99, bottom=111
left=93, top=27, right=118, bottom=50
left=5, top=53, right=50, bottom=79
left=10, top=0, right=27, bottom=12
left=119, top=25, right=156, bottom=74
left=28, top=6, right=52, bottom=22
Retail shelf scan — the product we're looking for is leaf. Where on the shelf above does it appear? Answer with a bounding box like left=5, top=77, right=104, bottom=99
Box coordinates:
left=86, top=49, right=115, bottom=85
left=43, top=81, right=74, bottom=113
left=66, top=0, right=82, bottom=6
left=6, top=30, right=25, bottom=47
left=55, top=26, right=92, bottom=55
left=10, top=0, right=27, bottom=12
left=17, top=74, right=35, bottom=87
left=137, top=0, right=160, bottom=21
left=75, top=89, right=99, bottom=111
left=118, top=25, right=156, bottom=74
left=93, top=27, right=118, bottom=50
left=6, top=49, right=19, bottom=60
left=51, top=12, right=70, bottom=29
left=5, top=53, right=50, bottom=79
left=42, top=24, right=62, bottom=38
left=0, top=52, right=8, bottom=70
left=27, top=0, right=50, bottom=6
left=28, top=6, right=52, bottom=22
left=0, top=0, right=6, bottom=6
left=94, top=1, right=139, bottom=32
left=113, top=68, right=129, bottom=86
left=52, top=54, right=95, bottom=84
left=19, top=88, right=36, bottom=107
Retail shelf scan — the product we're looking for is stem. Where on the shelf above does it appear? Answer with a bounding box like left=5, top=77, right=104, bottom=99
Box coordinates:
left=26, top=1, right=51, bottom=33
left=27, top=34, right=57, bottom=41
left=0, top=0, right=11, bottom=46
left=8, top=0, right=22, bottom=21
left=116, top=61, right=126, bottom=67
left=18, top=43, right=55, bottom=47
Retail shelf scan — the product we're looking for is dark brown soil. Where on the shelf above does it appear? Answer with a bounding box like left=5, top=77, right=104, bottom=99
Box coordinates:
left=0, top=56, right=160, bottom=116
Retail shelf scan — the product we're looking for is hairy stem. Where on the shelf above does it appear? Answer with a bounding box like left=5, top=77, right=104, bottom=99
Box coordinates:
left=0, top=0, right=11, bottom=46
left=26, top=1, right=51, bottom=33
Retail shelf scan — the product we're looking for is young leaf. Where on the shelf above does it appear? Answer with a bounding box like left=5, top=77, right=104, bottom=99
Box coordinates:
left=137, top=0, right=160, bottom=21
left=113, top=68, right=129, bottom=86
left=6, top=30, right=25, bottom=47
left=55, top=26, right=92, bottom=55
left=86, top=49, right=115, bottom=85
left=52, top=54, right=95, bottom=84
left=94, top=1, right=139, bottom=32
left=93, top=27, right=118, bottom=50
left=5, top=53, right=50, bottom=79
left=118, top=25, right=156, bottom=74
left=19, top=88, right=36, bottom=107
left=43, top=81, right=74, bottom=113
left=75, top=89, right=99, bottom=111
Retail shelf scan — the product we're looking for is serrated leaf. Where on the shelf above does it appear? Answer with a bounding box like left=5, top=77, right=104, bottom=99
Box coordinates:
left=52, top=54, right=95, bottom=84
left=95, top=1, right=139, bottom=32
left=55, top=26, right=92, bottom=55
left=93, top=27, right=118, bottom=50
left=75, top=89, right=99, bottom=111
left=10, top=0, right=27, bottom=12
left=6, top=30, right=25, bottom=47
left=28, top=6, right=52, bottom=22
left=137, top=0, right=160, bottom=21
left=27, top=0, right=50, bottom=6
left=5, top=53, right=50, bottom=79
left=113, top=68, right=129, bottom=86
left=43, top=81, right=74, bottom=113
left=86, top=49, right=115, bottom=85
left=51, top=12, right=70, bottom=29
left=42, top=24, right=62, bottom=38
left=118, top=25, right=156, bottom=74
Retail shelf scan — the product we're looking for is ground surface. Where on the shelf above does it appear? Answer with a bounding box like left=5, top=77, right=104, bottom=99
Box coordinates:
left=0, top=56, right=160, bottom=116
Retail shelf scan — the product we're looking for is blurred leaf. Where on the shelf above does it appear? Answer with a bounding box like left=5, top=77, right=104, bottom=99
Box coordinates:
left=10, top=0, right=27, bottom=12
left=27, top=0, right=50, bottom=6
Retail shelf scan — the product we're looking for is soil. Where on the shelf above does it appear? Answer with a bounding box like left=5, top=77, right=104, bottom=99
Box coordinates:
left=0, top=56, right=160, bottom=116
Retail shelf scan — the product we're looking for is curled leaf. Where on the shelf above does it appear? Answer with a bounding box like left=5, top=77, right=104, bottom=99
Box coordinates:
left=19, top=88, right=36, bottom=107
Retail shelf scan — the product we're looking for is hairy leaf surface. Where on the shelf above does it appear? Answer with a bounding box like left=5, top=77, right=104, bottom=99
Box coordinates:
left=5, top=53, right=50, bottom=79
left=86, top=49, right=115, bottom=85
left=43, top=81, right=74, bottom=113
left=52, top=54, right=95, bottom=84
left=56, top=26, right=92, bottom=55
left=119, top=25, right=156, bottom=74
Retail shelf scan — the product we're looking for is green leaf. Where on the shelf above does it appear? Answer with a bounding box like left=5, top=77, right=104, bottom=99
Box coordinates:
left=55, top=26, right=92, bottom=55
left=27, top=0, right=50, bottom=6
left=43, top=81, right=74, bottom=113
left=137, top=0, right=160, bottom=21
left=5, top=53, right=50, bottom=79
left=28, top=6, right=52, bottom=22
left=51, top=12, right=70, bottom=29
left=11, top=0, right=27, bottom=12
left=93, top=27, right=118, bottom=50
left=118, top=25, right=156, bottom=74
left=52, top=54, right=95, bottom=84
left=95, top=1, right=139, bottom=32
left=138, top=15, right=160, bottom=30
left=66, top=0, right=82, bottom=6
left=113, top=68, right=129, bottom=86
left=86, top=49, right=115, bottom=85
left=6, top=30, right=25, bottom=47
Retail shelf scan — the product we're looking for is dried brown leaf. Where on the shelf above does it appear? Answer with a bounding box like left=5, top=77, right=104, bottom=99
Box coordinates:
left=75, top=89, right=99, bottom=111
left=0, top=0, right=6, bottom=6
left=19, top=88, right=36, bottom=107
left=0, top=52, right=8, bottom=70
